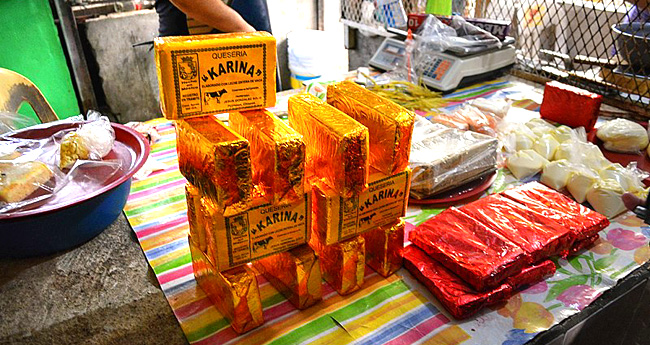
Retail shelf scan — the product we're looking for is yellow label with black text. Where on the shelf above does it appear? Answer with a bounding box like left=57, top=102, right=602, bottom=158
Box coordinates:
left=154, top=32, right=276, bottom=120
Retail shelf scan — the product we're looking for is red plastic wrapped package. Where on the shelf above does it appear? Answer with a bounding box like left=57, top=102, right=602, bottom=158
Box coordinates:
left=403, top=245, right=512, bottom=319
left=501, top=182, right=609, bottom=243
left=567, top=234, right=600, bottom=257
left=459, top=195, right=573, bottom=263
left=409, top=207, right=527, bottom=291
left=540, top=81, right=602, bottom=132
left=506, top=259, right=556, bottom=290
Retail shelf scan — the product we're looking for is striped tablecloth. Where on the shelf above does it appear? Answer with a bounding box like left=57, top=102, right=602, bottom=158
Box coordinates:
left=123, top=78, right=650, bottom=345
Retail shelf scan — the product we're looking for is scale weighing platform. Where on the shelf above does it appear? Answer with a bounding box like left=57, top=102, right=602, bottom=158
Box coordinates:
left=369, top=37, right=516, bottom=92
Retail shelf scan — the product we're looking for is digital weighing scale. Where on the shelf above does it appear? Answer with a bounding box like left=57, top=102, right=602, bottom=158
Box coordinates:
left=369, top=37, right=516, bottom=92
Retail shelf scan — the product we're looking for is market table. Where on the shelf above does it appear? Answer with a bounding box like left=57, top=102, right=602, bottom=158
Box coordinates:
left=121, top=77, right=650, bottom=345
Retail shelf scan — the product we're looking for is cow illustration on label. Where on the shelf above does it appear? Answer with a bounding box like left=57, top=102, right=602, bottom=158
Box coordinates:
left=178, top=56, right=197, bottom=80
left=204, top=89, right=228, bottom=105
left=253, top=236, right=273, bottom=252
left=359, top=212, right=376, bottom=226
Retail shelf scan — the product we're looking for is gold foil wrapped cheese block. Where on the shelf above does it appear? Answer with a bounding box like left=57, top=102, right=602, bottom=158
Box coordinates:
left=185, top=183, right=207, bottom=252
left=253, top=244, right=322, bottom=309
left=288, top=93, right=369, bottom=197
left=200, top=191, right=311, bottom=272
left=362, top=219, right=404, bottom=277
left=176, top=116, right=252, bottom=212
left=310, top=234, right=365, bottom=295
left=229, top=109, right=305, bottom=204
left=311, top=168, right=411, bottom=245
left=189, top=241, right=264, bottom=334
left=327, top=81, right=415, bottom=175
left=155, top=32, right=276, bottom=120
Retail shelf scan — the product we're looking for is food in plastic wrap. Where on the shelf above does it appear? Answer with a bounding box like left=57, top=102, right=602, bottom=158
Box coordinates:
left=59, top=116, right=115, bottom=169
left=154, top=32, right=276, bottom=120
left=526, top=118, right=556, bottom=137
left=326, top=81, right=415, bottom=175
left=567, top=234, right=599, bottom=256
left=0, top=161, right=53, bottom=203
left=186, top=183, right=207, bottom=252
left=200, top=191, right=311, bottom=271
left=550, top=125, right=578, bottom=144
left=501, top=182, right=609, bottom=242
left=452, top=105, right=498, bottom=136
left=428, top=112, right=469, bottom=131
left=310, top=234, right=365, bottom=295
left=541, top=159, right=574, bottom=190
left=586, top=179, right=628, bottom=218
left=459, top=195, right=572, bottom=263
left=533, top=134, right=560, bottom=160
left=540, top=81, right=602, bottom=131
left=505, top=259, right=556, bottom=290
left=310, top=168, right=410, bottom=245
left=253, top=244, right=322, bottom=310
left=403, top=245, right=512, bottom=319
left=288, top=93, right=369, bottom=197
left=176, top=116, right=252, bottom=211
left=189, top=241, right=264, bottom=334
left=506, top=149, right=548, bottom=180
left=362, top=219, right=404, bottom=277
left=553, top=140, right=609, bottom=171
left=409, top=117, right=498, bottom=199
left=596, top=118, right=649, bottom=153
left=409, top=207, right=527, bottom=291
left=229, top=109, right=305, bottom=204
left=469, top=97, right=510, bottom=118
left=599, top=163, right=646, bottom=193
left=566, top=166, right=599, bottom=203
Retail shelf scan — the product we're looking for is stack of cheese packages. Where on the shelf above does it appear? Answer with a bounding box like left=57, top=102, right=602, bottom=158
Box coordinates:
left=155, top=32, right=321, bottom=334
left=405, top=182, right=610, bottom=319
left=287, top=81, right=415, bottom=295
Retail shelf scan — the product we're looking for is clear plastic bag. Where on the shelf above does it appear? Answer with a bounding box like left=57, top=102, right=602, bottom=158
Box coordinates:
left=415, top=15, right=502, bottom=56
left=409, top=116, right=499, bottom=199
left=596, top=118, right=649, bottom=154
left=450, top=105, right=499, bottom=137
left=0, top=112, right=121, bottom=214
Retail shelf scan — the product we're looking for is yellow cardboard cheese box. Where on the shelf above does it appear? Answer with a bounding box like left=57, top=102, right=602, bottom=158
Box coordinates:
left=154, top=32, right=276, bottom=119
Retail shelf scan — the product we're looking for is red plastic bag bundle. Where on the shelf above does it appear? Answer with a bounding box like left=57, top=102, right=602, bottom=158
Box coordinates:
left=403, top=245, right=512, bottom=319
left=539, top=81, right=602, bottom=132
left=404, top=246, right=556, bottom=319
left=501, top=182, right=609, bottom=244
left=459, top=195, right=574, bottom=263
left=409, top=207, right=527, bottom=291
left=567, top=234, right=600, bottom=257
left=506, top=259, right=556, bottom=290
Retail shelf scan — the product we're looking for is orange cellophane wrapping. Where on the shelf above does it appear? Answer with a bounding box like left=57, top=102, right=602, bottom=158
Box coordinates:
left=311, top=168, right=411, bottom=245
left=409, top=208, right=527, bottom=291
left=288, top=93, right=369, bottom=197
left=200, top=190, right=311, bottom=272
left=310, top=234, right=365, bottom=295
left=501, top=182, right=610, bottom=243
left=362, top=219, right=404, bottom=277
left=189, top=240, right=264, bottom=334
left=186, top=183, right=207, bottom=252
left=229, top=109, right=305, bottom=204
left=327, top=81, right=415, bottom=175
left=459, top=194, right=573, bottom=263
left=176, top=116, right=252, bottom=212
left=154, top=32, right=276, bottom=120
left=253, top=244, right=322, bottom=309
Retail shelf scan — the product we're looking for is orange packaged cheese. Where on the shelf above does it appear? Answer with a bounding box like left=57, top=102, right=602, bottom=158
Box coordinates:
left=176, top=116, right=252, bottom=212
left=229, top=109, right=305, bottom=204
left=362, top=219, right=404, bottom=277
left=310, top=234, right=365, bottom=295
left=155, top=32, right=276, bottom=119
left=327, top=81, right=415, bottom=175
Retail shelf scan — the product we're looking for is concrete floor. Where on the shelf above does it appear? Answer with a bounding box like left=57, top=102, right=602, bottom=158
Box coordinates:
left=0, top=214, right=187, bottom=345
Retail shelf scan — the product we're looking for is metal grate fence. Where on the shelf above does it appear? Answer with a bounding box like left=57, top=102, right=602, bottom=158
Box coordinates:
left=341, top=0, right=650, bottom=117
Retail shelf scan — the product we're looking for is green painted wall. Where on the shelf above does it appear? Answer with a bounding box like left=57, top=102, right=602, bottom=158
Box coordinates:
left=0, top=0, right=80, bottom=123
